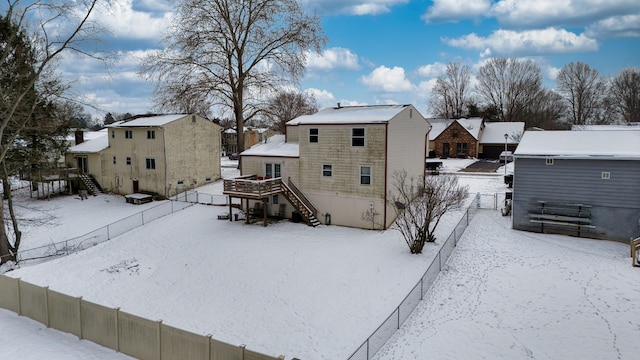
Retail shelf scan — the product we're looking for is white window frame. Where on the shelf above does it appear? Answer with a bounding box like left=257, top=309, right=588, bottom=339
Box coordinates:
left=322, top=164, right=332, bottom=177
left=309, top=128, right=319, bottom=143
left=145, top=158, right=156, bottom=170
left=265, top=163, right=281, bottom=178
left=601, top=172, right=611, bottom=179
left=125, top=130, right=133, bottom=139
left=545, top=158, right=554, bottom=165
left=360, top=166, right=371, bottom=185
left=352, top=128, right=365, bottom=147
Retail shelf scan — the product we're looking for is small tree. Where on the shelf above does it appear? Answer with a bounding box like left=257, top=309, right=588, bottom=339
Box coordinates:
left=390, top=171, right=468, bottom=254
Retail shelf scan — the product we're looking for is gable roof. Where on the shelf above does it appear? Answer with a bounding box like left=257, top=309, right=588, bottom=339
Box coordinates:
left=67, top=130, right=109, bottom=153
left=286, top=105, right=413, bottom=125
left=107, top=114, right=188, bottom=127
left=427, top=119, right=452, bottom=140
left=433, top=118, right=483, bottom=140
left=456, top=118, right=483, bottom=140
left=515, top=130, right=640, bottom=159
left=571, top=124, right=640, bottom=131
left=480, top=122, right=525, bottom=144
left=240, top=135, right=299, bottom=157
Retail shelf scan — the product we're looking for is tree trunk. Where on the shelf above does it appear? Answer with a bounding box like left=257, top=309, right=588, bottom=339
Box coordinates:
left=0, top=203, right=16, bottom=264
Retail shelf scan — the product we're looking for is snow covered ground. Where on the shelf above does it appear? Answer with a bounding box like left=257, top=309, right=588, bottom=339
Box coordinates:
left=2, top=159, right=638, bottom=360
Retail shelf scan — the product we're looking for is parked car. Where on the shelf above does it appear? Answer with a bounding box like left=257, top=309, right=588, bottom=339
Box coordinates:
left=499, top=151, right=513, bottom=162
left=228, top=153, right=239, bottom=160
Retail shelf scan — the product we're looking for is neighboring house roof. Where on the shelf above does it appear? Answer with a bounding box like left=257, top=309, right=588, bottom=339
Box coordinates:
left=107, top=114, right=188, bottom=127
left=286, top=104, right=413, bottom=125
left=240, top=135, right=299, bottom=157
left=67, top=131, right=109, bottom=153
left=456, top=118, right=483, bottom=140
left=515, top=130, right=640, bottom=159
left=480, top=122, right=525, bottom=144
left=571, top=124, right=640, bottom=131
left=427, top=119, right=452, bottom=140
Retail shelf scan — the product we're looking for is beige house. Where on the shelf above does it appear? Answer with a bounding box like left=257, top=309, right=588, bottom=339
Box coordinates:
left=66, top=114, right=222, bottom=197
left=224, top=105, right=431, bottom=230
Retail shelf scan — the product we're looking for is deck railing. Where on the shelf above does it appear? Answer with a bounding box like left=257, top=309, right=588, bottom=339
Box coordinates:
left=223, top=176, right=283, bottom=199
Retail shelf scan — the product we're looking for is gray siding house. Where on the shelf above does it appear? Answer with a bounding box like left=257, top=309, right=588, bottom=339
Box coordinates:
left=512, top=130, right=640, bottom=243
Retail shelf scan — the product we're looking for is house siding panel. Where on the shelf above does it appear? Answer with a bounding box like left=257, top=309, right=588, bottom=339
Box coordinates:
left=512, top=158, right=640, bottom=242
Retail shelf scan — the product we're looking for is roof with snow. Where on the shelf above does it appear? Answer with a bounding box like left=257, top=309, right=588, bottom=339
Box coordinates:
left=515, top=130, right=640, bottom=159
left=571, top=124, right=640, bottom=131
left=67, top=131, right=109, bottom=153
left=107, top=114, right=188, bottom=127
left=456, top=118, right=483, bottom=140
left=480, top=122, right=525, bottom=144
left=427, top=119, right=452, bottom=140
left=240, top=135, right=299, bottom=157
left=287, top=105, right=415, bottom=125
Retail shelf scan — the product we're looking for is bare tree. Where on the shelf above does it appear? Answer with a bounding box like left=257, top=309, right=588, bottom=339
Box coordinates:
left=0, top=0, right=104, bottom=264
left=609, top=67, right=640, bottom=123
left=264, top=90, right=318, bottom=133
left=475, top=58, right=543, bottom=123
left=151, top=82, right=214, bottom=119
left=140, top=0, right=326, bottom=154
left=556, top=62, right=607, bottom=125
left=389, top=171, right=468, bottom=254
left=522, top=89, right=567, bottom=129
left=429, top=62, right=471, bottom=119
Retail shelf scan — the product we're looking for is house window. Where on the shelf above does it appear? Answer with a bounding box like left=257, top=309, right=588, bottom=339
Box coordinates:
left=113, top=156, right=116, bottom=164
left=452, top=129, right=459, bottom=138
left=145, top=158, right=156, bottom=169
left=111, top=130, right=115, bottom=138
left=192, top=115, right=196, bottom=123
left=456, top=143, right=467, bottom=155
left=177, top=180, right=184, bottom=185
left=126, top=157, right=131, bottom=165
left=147, top=130, right=155, bottom=139
left=309, top=128, right=318, bottom=143
left=125, top=130, right=133, bottom=139
left=272, top=195, right=279, bottom=205
left=352, top=128, right=365, bottom=146
left=546, top=158, right=554, bottom=165
left=601, top=172, right=611, bottom=179
left=265, top=163, right=281, bottom=178
left=360, top=166, right=371, bottom=185
left=322, top=164, right=332, bottom=177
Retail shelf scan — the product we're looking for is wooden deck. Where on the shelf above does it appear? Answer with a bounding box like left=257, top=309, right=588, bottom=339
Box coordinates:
left=223, top=176, right=283, bottom=199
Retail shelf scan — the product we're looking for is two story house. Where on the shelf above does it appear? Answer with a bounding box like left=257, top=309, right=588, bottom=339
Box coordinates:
left=223, top=104, right=431, bottom=230
left=66, top=114, right=222, bottom=197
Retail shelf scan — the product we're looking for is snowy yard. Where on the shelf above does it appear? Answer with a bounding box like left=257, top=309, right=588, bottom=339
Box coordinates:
left=2, top=159, right=638, bottom=359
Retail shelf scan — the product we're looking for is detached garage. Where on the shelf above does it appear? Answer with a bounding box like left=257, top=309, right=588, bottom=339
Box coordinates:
left=512, top=130, right=640, bottom=243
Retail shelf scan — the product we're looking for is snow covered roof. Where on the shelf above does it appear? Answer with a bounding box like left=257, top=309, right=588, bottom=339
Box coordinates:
left=427, top=119, right=452, bottom=140
left=571, top=124, right=640, bottom=131
left=515, top=130, right=640, bottom=159
left=67, top=131, right=109, bottom=153
left=107, top=114, right=188, bottom=127
left=456, top=118, right=483, bottom=140
left=240, top=135, right=299, bottom=157
left=480, top=122, right=525, bottom=144
left=287, top=105, right=412, bottom=125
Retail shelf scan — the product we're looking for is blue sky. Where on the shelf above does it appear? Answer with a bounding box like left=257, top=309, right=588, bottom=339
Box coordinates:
left=58, top=0, right=640, bottom=120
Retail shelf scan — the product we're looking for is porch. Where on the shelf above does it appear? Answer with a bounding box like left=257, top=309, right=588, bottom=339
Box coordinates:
left=223, top=175, right=320, bottom=227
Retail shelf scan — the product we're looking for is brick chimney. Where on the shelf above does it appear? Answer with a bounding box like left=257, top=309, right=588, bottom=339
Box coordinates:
left=74, top=130, right=84, bottom=145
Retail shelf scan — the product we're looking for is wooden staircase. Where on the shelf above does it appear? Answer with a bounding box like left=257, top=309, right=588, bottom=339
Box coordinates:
left=78, top=173, right=102, bottom=195
left=280, top=178, right=320, bottom=227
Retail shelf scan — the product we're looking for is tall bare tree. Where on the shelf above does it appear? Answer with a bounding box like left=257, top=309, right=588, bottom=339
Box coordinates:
left=151, top=82, right=214, bottom=119
left=264, top=90, right=317, bottom=133
left=140, top=0, right=326, bottom=154
left=556, top=62, right=607, bottom=125
left=609, top=67, right=640, bottom=123
left=1, top=0, right=104, bottom=264
left=389, top=171, right=468, bottom=254
left=429, top=62, right=471, bottom=119
left=475, top=58, right=543, bottom=123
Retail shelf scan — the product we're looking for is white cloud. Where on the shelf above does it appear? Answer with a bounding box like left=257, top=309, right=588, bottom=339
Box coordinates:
left=304, top=88, right=336, bottom=108
left=94, top=0, right=173, bottom=40
left=303, top=0, right=408, bottom=16
left=360, top=66, right=414, bottom=92
left=444, top=28, right=599, bottom=56
left=417, top=62, right=448, bottom=77
left=422, top=0, right=492, bottom=23
left=586, top=13, right=640, bottom=38
left=306, top=48, right=360, bottom=71
left=491, top=0, right=640, bottom=28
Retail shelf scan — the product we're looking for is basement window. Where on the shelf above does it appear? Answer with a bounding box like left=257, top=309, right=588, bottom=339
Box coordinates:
left=601, top=172, right=611, bottom=179
left=545, top=158, right=554, bottom=165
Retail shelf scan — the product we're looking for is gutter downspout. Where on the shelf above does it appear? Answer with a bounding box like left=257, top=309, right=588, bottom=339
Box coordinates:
left=384, top=122, right=388, bottom=229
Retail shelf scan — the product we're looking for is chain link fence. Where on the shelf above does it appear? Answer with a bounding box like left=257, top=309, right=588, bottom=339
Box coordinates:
left=348, top=193, right=482, bottom=360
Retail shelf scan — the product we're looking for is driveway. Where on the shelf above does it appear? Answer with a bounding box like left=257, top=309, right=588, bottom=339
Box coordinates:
left=460, top=159, right=503, bottom=172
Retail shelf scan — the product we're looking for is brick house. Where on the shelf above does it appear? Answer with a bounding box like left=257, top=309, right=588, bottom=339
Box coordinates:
left=432, top=118, right=483, bottom=158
